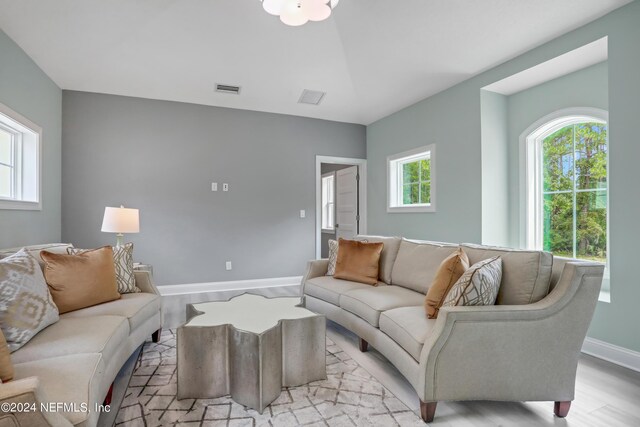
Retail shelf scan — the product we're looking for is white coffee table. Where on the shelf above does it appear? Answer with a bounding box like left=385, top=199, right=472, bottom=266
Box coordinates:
left=176, top=294, right=326, bottom=413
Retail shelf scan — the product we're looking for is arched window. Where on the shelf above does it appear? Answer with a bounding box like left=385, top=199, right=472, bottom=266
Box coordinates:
left=524, top=109, right=608, bottom=266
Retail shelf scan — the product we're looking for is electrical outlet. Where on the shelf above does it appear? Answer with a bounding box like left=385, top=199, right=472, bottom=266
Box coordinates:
left=223, top=183, right=229, bottom=192
left=225, top=261, right=232, bottom=270
left=211, top=182, right=218, bottom=191
left=300, top=210, right=306, bottom=218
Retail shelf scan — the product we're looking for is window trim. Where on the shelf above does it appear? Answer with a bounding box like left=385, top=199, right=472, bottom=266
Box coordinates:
left=0, top=102, right=42, bottom=211
left=387, top=144, right=436, bottom=213
left=520, top=107, right=609, bottom=298
left=321, top=171, right=336, bottom=233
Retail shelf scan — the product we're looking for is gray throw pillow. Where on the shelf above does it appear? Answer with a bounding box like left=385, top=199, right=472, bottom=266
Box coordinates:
left=326, top=239, right=338, bottom=276
left=442, top=256, right=502, bottom=308
left=0, top=249, right=59, bottom=352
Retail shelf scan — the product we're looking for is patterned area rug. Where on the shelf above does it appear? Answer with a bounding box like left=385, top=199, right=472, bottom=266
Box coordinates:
left=116, top=330, right=423, bottom=426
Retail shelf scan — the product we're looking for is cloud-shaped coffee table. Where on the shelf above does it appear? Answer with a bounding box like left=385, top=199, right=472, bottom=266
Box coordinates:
left=176, top=294, right=326, bottom=413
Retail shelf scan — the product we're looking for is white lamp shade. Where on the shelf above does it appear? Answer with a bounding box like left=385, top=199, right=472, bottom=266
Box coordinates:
left=280, top=1, right=309, bottom=26
left=101, top=206, right=140, bottom=234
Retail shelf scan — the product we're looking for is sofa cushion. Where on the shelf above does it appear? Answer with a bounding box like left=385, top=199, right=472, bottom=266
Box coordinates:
left=10, top=315, right=129, bottom=365
left=461, top=243, right=553, bottom=305
left=334, top=239, right=384, bottom=285
left=354, top=235, right=401, bottom=283
left=340, top=285, right=424, bottom=327
left=305, top=276, right=379, bottom=306
left=379, top=306, right=437, bottom=361
left=0, top=243, right=74, bottom=271
left=13, top=353, right=103, bottom=426
left=391, top=239, right=459, bottom=294
left=61, top=293, right=161, bottom=332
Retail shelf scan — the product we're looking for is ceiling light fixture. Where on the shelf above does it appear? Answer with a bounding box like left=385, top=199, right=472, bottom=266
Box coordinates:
left=261, top=0, right=340, bottom=27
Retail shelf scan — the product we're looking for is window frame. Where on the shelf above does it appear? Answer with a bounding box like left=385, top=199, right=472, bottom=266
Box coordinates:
left=321, top=171, right=336, bottom=233
left=521, top=108, right=609, bottom=297
left=387, top=144, right=436, bottom=213
left=0, top=102, right=42, bottom=211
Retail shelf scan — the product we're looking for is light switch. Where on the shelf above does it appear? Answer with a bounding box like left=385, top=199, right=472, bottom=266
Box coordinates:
left=211, top=182, right=218, bottom=191
left=223, top=183, right=229, bottom=192
left=300, top=210, right=306, bottom=218
left=225, top=261, right=232, bottom=270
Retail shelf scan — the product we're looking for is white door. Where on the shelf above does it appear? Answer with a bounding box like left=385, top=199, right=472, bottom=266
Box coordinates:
left=336, top=166, right=359, bottom=240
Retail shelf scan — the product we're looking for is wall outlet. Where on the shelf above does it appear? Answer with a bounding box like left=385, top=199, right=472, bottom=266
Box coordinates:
left=223, top=183, right=229, bottom=192
left=225, top=261, right=232, bottom=270
left=300, top=210, right=306, bottom=218
left=211, top=182, right=218, bottom=191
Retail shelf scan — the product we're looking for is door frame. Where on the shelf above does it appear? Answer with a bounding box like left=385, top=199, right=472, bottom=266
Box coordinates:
left=315, top=156, right=367, bottom=259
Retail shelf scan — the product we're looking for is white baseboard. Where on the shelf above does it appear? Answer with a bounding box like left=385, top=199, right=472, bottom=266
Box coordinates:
left=157, top=276, right=303, bottom=296
left=582, top=337, right=640, bottom=372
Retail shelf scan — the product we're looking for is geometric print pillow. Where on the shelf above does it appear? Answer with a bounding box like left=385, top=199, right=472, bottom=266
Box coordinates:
left=442, top=256, right=502, bottom=309
left=0, top=249, right=60, bottom=352
left=326, top=239, right=338, bottom=276
left=68, top=243, right=138, bottom=294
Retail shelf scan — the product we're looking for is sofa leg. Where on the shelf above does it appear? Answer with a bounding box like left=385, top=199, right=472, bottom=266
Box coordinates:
left=103, top=382, right=114, bottom=406
left=420, top=400, right=437, bottom=423
left=554, top=401, right=571, bottom=417
left=152, top=328, right=162, bottom=343
left=358, top=338, right=368, bottom=352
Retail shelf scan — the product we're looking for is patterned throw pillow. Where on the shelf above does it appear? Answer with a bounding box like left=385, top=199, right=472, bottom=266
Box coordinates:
left=326, top=239, right=338, bottom=276
left=442, top=256, right=502, bottom=308
left=68, top=243, right=138, bottom=293
left=0, top=249, right=59, bottom=352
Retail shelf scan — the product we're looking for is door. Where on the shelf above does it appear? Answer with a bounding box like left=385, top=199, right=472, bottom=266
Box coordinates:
left=335, top=166, right=359, bottom=240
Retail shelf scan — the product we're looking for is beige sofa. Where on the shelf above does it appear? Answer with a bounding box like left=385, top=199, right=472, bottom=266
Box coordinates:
left=301, top=236, right=604, bottom=423
left=0, top=246, right=163, bottom=427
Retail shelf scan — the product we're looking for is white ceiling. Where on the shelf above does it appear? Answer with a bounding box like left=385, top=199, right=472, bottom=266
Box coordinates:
left=0, top=0, right=630, bottom=125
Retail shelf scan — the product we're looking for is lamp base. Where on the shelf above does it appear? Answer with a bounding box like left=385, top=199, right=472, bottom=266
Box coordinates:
left=115, top=234, right=124, bottom=247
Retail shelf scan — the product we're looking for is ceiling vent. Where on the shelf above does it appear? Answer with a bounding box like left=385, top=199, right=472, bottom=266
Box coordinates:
left=298, top=89, right=325, bottom=106
left=215, top=84, right=241, bottom=94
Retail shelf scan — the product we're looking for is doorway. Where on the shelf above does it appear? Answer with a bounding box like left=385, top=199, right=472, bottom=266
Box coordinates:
left=315, top=156, right=367, bottom=259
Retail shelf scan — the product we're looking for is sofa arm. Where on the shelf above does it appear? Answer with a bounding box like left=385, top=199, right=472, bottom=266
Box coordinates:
left=417, top=261, right=604, bottom=403
left=0, top=377, right=73, bottom=427
left=134, top=270, right=160, bottom=296
left=300, top=259, right=329, bottom=295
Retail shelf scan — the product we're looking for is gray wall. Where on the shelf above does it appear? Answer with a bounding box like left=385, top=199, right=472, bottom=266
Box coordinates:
left=366, top=2, right=640, bottom=352
left=62, top=91, right=365, bottom=285
left=0, top=30, right=62, bottom=247
left=319, top=163, right=353, bottom=257
left=480, top=90, right=509, bottom=246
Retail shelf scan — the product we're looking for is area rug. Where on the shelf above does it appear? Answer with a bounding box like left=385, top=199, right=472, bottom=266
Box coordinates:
left=115, top=330, right=423, bottom=426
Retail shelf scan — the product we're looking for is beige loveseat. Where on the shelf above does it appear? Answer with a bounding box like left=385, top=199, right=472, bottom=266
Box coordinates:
left=0, top=245, right=163, bottom=427
left=301, top=236, right=604, bottom=423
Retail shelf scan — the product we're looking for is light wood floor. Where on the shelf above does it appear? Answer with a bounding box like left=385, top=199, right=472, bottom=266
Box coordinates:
left=327, top=321, right=640, bottom=426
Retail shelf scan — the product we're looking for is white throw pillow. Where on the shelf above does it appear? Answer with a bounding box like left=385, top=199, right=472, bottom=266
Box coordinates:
left=326, top=239, right=338, bottom=276
left=442, top=256, right=502, bottom=308
left=0, top=249, right=59, bottom=352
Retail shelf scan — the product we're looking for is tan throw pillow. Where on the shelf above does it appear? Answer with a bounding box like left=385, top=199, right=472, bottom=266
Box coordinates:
left=68, top=243, right=138, bottom=293
left=334, top=239, right=384, bottom=285
left=442, top=256, right=502, bottom=309
left=41, top=246, right=121, bottom=314
left=424, top=248, right=470, bottom=318
left=0, top=249, right=59, bottom=352
left=0, top=329, right=14, bottom=382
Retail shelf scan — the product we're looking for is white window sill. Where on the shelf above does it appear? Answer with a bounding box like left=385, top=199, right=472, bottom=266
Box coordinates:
left=321, top=229, right=335, bottom=234
left=387, top=205, right=435, bottom=213
left=0, top=199, right=41, bottom=211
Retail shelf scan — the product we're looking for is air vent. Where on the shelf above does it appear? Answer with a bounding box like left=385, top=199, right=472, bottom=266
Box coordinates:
left=215, top=84, right=241, bottom=94
left=298, top=89, right=325, bottom=105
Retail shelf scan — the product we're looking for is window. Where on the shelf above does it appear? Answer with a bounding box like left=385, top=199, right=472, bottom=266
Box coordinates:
left=525, top=114, right=608, bottom=265
left=388, top=144, right=436, bottom=212
left=321, top=172, right=335, bottom=231
left=0, top=102, right=41, bottom=210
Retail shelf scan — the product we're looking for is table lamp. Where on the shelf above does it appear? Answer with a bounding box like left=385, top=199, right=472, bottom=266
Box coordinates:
left=101, top=205, right=140, bottom=247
